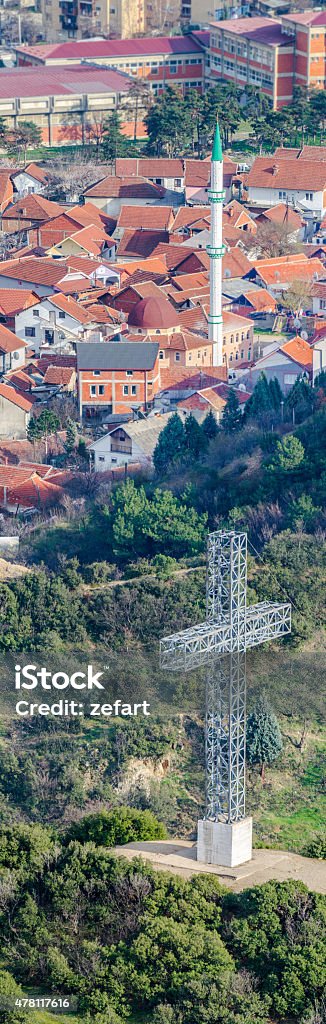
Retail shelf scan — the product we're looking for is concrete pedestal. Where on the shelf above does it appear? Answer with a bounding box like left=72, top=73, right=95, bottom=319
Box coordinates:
left=197, top=817, right=252, bottom=868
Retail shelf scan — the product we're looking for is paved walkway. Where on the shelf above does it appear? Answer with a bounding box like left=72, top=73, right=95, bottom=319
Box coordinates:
left=113, top=839, right=326, bottom=893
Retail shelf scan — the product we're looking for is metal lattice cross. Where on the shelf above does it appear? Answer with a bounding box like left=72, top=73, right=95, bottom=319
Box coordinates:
left=160, top=531, right=291, bottom=823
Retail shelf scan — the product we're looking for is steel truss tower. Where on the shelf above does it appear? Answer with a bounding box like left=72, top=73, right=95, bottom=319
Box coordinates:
left=160, top=531, right=291, bottom=830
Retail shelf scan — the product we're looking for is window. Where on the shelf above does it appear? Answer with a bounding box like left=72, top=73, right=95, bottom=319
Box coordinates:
left=123, top=385, right=129, bottom=395
left=159, top=350, right=164, bottom=359
left=90, top=385, right=96, bottom=396
left=131, top=385, right=137, bottom=395
left=175, top=178, right=182, bottom=186
left=241, top=350, right=244, bottom=359
left=246, top=330, right=250, bottom=339
left=99, top=385, right=104, bottom=396
left=99, top=456, right=105, bottom=462
left=126, top=370, right=133, bottom=376
left=175, top=352, right=180, bottom=361
left=248, top=349, right=251, bottom=359
left=305, top=192, right=313, bottom=201
left=284, top=373, right=297, bottom=385
left=25, top=326, right=35, bottom=337
left=58, top=310, right=66, bottom=319
left=320, top=299, right=326, bottom=309
left=32, top=309, right=39, bottom=317
left=93, top=370, right=100, bottom=376
left=279, top=190, right=286, bottom=200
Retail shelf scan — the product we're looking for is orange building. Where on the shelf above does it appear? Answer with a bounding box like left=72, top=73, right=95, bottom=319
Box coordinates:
left=76, top=340, right=160, bottom=419
left=209, top=10, right=326, bottom=109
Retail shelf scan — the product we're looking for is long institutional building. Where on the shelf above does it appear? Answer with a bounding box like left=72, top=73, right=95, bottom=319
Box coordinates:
left=0, top=10, right=323, bottom=147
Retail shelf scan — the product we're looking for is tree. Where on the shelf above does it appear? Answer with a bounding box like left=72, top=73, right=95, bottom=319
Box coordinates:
left=27, top=409, right=60, bottom=458
left=269, top=434, right=305, bottom=473
left=6, top=121, right=43, bottom=164
left=184, top=414, right=208, bottom=458
left=222, top=389, right=243, bottom=433
left=84, top=114, right=107, bottom=159
left=269, top=377, right=283, bottom=411
left=101, top=111, right=129, bottom=164
left=153, top=413, right=186, bottom=473
left=63, top=807, right=167, bottom=846
left=126, top=78, right=151, bottom=143
left=0, top=117, right=8, bottom=150
left=245, top=373, right=276, bottom=421
left=283, top=278, right=312, bottom=317
left=0, top=970, right=29, bottom=1023
left=246, top=695, right=283, bottom=780
left=247, top=219, right=299, bottom=259
left=202, top=410, right=218, bottom=440
left=145, top=86, right=192, bottom=157
left=64, top=418, right=77, bottom=456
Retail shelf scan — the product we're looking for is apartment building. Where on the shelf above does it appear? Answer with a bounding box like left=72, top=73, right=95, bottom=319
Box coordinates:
left=209, top=9, right=326, bottom=109
left=38, top=0, right=144, bottom=43
left=76, top=341, right=161, bottom=418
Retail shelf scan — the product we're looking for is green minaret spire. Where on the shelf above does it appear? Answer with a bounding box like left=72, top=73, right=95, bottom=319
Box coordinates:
left=212, top=120, right=223, bottom=162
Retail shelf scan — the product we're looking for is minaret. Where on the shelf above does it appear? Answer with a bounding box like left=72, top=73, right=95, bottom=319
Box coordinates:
left=207, top=121, right=225, bottom=367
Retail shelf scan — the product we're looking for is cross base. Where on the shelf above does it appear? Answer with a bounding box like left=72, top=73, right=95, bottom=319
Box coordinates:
left=197, top=817, right=253, bottom=868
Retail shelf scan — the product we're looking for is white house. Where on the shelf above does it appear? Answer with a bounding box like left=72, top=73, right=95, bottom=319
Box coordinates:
left=0, top=324, right=26, bottom=374
left=11, top=163, right=52, bottom=197
left=14, top=295, right=93, bottom=353
left=247, top=156, right=326, bottom=221
left=88, top=413, right=172, bottom=471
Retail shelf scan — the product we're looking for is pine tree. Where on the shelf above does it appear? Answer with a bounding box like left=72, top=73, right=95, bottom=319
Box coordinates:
left=153, top=414, right=186, bottom=473
left=246, top=695, right=283, bottom=780
left=101, top=111, right=128, bottom=162
left=245, top=372, right=272, bottom=419
left=184, top=414, right=208, bottom=458
left=64, top=418, right=77, bottom=456
left=269, top=376, right=283, bottom=410
left=222, top=389, right=242, bottom=433
left=202, top=410, right=218, bottom=440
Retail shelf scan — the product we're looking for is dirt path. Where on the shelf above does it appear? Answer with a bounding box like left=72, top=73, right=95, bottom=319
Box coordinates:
left=113, top=839, right=326, bottom=893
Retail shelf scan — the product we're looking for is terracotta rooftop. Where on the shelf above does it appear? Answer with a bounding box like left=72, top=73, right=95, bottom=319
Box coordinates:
left=117, top=205, right=175, bottom=231
left=116, top=157, right=184, bottom=178
left=117, top=229, right=170, bottom=260
left=0, top=64, right=132, bottom=101
left=0, top=255, right=68, bottom=286
left=253, top=254, right=324, bottom=286
left=210, top=14, right=289, bottom=45
left=43, top=364, right=76, bottom=386
left=280, top=336, right=313, bottom=369
left=247, top=156, right=326, bottom=191
left=16, top=32, right=206, bottom=62
left=48, top=293, right=92, bottom=322
left=0, top=288, right=40, bottom=315
left=4, top=194, right=64, bottom=221
left=257, top=203, right=304, bottom=229
left=0, top=323, right=26, bottom=354
left=85, top=175, right=166, bottom=200
left=0, top=383, right=33, bottom=410
left=159, top=366, right=227, bottom=390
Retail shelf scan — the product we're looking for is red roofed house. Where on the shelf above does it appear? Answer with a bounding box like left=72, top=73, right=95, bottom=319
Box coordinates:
left=0, top=324, right=27, bottom=373
left=0, top=463, right=67, bottom=512
left=0, top=384, right=33, bottom=438
left=1, top=194, right=65, bottom=235
left=255, top=202, right=305, bottom=242
left=245, top=253, right=324, bottom=300
left=247, top=154, right=326, bottom=219
left=77, top=340, right=161, bottom=419
left=244, top=335, right=313, bottom=393
left=11, top=162, right=53, bottom=197
left=177, top=383, right=250, bottom=423
left=84, top=176, right=167, bottom=217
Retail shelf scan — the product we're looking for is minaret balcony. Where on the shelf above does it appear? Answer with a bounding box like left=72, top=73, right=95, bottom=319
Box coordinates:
left=208, top=189, right=225, bottom=203
left=207, top=244, right=225, bottom=258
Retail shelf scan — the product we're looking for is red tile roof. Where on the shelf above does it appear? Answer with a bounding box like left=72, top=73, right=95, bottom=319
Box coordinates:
left=43, top=364, right=76, bottom=386
left=116, top=157, right=184, bottom=178
left=0, top=289, right=40, bottom=315
left=3, top=194, right=64, bottom=222
left=48, top=293, right=92, bottom=322
left=0, top=64, right=132, bottom=101
left=159, top=366, right=227, bottom=390
left=0, top=323, right=26, bottom=354
left=117, top=229, right=170, bottom=259
left=0, top=465, right=65, bottom=508
left=0, top=383, right=32, bottom=410
left=282, top=10, right=326, bottom=25
left=257, top=203, right=304, bottom=230
left=85, top=175, right=165, bottom=200
left=253, top=254, right=324, bottom=286
left=24, top=162, right=53, bottom=184
left=211, top=14, right=289, bottom=45
left=280, top=336, right=313, bottom=370
left=0, top=256, right=68, bottom=286
left=16, top=33, right=206, bottom=62
left=247, top=156, right=326, bottom=191
left=117, top=205, right=175, bottom=231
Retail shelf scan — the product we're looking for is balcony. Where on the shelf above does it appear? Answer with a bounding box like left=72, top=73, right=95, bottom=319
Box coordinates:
left=110, top=441, right=132, bottom=455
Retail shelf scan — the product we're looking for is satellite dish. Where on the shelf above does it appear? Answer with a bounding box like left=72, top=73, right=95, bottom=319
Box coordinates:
left=294, top=318, right=301, bottom=329
left=301, top=330, right=308, bottom=340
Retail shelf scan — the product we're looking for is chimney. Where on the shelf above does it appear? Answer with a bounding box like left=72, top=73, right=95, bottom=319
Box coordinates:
left=272, top=164, right=279, bottom=175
